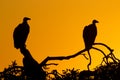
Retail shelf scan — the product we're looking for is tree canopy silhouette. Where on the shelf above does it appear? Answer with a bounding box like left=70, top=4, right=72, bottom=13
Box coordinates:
left=5, top=18, right=120, bottom=79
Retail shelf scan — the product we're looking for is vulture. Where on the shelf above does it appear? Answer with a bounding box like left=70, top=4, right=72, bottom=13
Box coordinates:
left=13, top=17, right=31, bottom=49
left=83, top=20, right=99, bottom=50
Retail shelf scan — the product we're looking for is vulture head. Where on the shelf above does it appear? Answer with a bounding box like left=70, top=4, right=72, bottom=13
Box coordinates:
left=23, top=17, right=31, bottom=22
left=92, top=20, right=99, bottom=24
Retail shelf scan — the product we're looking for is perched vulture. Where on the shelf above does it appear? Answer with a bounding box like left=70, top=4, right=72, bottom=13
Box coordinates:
left=13, top=17, right=31, bottom=49
left=83, top=20, right=99, bottom=50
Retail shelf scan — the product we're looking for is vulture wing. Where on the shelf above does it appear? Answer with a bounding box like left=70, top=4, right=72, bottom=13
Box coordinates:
left=83, top=24, right=97, bottom=50
left=13, top=23, right=29, bottom=49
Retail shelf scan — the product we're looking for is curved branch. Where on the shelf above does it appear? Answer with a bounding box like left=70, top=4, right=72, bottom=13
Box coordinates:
left=92, top=47, right=108, bottom=64
left=93, top=43, right=120, bottom=63
left=40, top=49, right=87, bottom=65
left=41, top=43, right=114, bottom=66
left=93, top=43, right=113, bottom=52
left=110, top=52, right=120, bottom=62
left=101, top=51, right=120, bottom=64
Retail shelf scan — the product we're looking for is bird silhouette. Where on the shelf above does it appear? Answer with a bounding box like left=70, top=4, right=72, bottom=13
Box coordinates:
left=20, top=46, right=46, bottom=80
left=13, top=17, right=31, bottom=49
left=83, top=20, right=99, bottom=70
left=83, top=20, right=99, bottom=50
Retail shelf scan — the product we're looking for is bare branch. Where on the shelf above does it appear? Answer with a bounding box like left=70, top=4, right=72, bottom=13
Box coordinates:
left=92, top=47, right=108, bottom=64
left=93, top=43, right=113, bottom=52
left=40, top=49, right=87, bottom=65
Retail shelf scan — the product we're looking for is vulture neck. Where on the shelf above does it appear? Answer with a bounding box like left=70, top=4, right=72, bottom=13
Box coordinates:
left=23, top=20, right=28, bottom=24
left=92, top=22, right=97, bottom=26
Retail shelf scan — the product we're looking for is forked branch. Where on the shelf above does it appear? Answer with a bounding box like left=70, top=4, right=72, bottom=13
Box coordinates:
left=41, top=42, right=114, bottom=66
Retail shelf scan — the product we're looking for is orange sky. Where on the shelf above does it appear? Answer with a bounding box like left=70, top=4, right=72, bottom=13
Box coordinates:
left=1, top=0, right=120, bottom=72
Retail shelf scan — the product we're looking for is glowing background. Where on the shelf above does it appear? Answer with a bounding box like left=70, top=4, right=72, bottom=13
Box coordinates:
left=0, top=0, right=120, bottom=72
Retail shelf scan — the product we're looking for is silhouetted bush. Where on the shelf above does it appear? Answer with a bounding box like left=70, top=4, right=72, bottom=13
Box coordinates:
left=1, top=60, right=120, bottom=80
left=1, top=59, right=120, bottom=80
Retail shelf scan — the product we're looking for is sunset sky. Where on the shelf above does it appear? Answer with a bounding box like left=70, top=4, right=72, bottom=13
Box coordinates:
left=1, top=0, right=120, bottom=72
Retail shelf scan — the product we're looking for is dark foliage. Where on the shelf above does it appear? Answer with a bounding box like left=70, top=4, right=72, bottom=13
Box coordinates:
left=1, top=58, right=120, bottom=80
